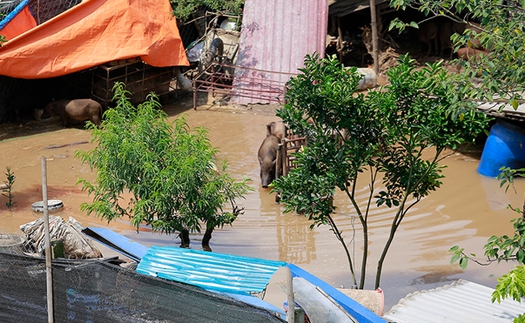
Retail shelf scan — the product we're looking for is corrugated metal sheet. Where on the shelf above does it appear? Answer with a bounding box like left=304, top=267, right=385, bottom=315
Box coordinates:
left=289, top=264, right=387, bottom=323
left=328, top=0, right=389, bottom=17
left=232, top=0, right=329, bottom=105
left=82, top=227, right=149, bottom=262
left=136, top=246, right=286, bottom=295
left=383, top=279, right=525, bottom=322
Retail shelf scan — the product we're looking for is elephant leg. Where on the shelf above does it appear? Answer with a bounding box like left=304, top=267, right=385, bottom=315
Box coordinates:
left=60, top=115, right=70, bottom=128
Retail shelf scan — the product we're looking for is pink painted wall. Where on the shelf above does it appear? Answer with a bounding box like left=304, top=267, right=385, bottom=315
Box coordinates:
left=232, top=0, right=329, bottom=104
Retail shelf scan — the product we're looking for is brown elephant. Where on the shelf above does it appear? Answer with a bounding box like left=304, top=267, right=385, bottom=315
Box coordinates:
left=266, top=121, right=286, bottom=139
left=258, top=134, right=280, bottom=188
left=41, top=99, right=102, bottom=128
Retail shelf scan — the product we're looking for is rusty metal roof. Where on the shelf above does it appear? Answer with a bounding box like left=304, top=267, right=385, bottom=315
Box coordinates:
left=329, top=0, right=389, bottom=17
left=232, top=0, right=329, bottom=105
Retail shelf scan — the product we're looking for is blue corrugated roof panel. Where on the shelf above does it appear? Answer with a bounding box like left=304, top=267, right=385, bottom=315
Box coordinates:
left=136, top=246, right=287, bottom=295
left=82, top=227, right=149, bottom=262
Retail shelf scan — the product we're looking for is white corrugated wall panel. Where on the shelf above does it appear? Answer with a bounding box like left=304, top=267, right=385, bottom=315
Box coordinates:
left=383, top=279, right=525, bottom=322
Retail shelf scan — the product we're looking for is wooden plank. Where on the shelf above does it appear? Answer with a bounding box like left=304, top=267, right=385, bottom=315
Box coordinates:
left=287, top=264, right=386, bottom=323
left=478, top=101, right=525, bottom=121
left=293, top=277, right=356, bottom=323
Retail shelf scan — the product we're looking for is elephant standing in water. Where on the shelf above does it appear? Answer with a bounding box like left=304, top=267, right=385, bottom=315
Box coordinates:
left=258, top=134, right=280, bottom=188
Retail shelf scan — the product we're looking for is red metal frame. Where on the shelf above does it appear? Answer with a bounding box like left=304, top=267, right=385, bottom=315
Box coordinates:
left=192, top=62, right=296, bottom=109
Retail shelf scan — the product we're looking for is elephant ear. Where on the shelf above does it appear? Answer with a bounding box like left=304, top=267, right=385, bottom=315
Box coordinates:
left=266, top=123, right=273, bottom=136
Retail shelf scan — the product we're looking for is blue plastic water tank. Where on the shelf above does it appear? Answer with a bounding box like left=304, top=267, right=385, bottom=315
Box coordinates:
left=478, top=120, right=525, bottom=177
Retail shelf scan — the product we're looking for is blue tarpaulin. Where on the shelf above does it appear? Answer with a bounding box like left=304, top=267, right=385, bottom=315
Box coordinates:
left=0, top=0, right=31, bottom=30
left=136, top=246, right=287, bottom=295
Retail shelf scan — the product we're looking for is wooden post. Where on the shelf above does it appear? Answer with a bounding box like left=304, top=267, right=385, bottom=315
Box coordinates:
left=193, top=79, right=197, bottom=110
left=370, top=0, right=379, bottom=75
left=286, top=266, right=295, bottom=323
left=41, top=156, right=54, bottom=323
left=275, top=142, right=283, bottom=203
left=337, top=16, right=343, bottom=63
left=276, top=142, right=282, bottom=180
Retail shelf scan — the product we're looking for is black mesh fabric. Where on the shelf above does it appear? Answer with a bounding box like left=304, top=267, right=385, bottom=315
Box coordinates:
left=0, top=252, right=285, bottom=322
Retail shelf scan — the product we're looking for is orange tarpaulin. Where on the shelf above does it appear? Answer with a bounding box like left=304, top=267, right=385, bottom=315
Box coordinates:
left=0, top=5, right=37, bottom=41
left=0, top=0, right=189, bottom=79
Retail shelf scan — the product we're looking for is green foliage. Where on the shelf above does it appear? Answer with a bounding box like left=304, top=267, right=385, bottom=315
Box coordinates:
left=450, top=167, right=525, bottom=321
left=272, top=53, right=489, bottom=289
left=398, top=0, right=525, bottom=318
left=449, top=245, right=476, bottom=270
left=391, top=0, right=525, bottom=108
left=2, top=166, right=15, bottom=208
left=492, top=266, right=525, bottom=303
left=76, top=83, right=251, bottom=247
left=171, top=0, right=244, bottom=21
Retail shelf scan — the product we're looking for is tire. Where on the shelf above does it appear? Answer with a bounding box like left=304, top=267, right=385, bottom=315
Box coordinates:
left=198, top=37, right=224, bottom=75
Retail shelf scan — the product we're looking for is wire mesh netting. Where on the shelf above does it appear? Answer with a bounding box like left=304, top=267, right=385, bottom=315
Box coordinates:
left=0, top=233, right=25, bottom=255
left=0, top=251, right=286, bottom=322
left=0, top=0, right=82, bottom=24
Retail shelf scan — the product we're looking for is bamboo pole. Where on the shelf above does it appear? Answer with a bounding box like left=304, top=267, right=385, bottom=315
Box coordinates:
left=336, top=16, right=343, bottom=63
left=41, top=156, right=54, bottom=323
left=275, top=142, right=283, bottom=203
left=286, top=267, right=295, bottom=323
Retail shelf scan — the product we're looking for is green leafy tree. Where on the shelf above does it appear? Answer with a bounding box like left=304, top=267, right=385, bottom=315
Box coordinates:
left=171, top=0, right=244, bottom=21
left=76, top=83, right=251, bottom=250
left=389, top=0, right=525, bottom=319
left=272, top=53, right=489, bottom=289
left=2, top=166, right=15, bottom=208
left=389, top=0, right=525, bottom=109
left=450, top=167, right=525, bottom=323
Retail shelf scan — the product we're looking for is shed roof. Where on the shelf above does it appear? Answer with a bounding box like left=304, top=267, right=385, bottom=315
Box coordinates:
left=136, top=246, right=287, bottom=296
left=383, top=279, right=525, bottom=322
left=329, top=0, right=389, bottom=17
left=0, top=0, right=188, bottom=79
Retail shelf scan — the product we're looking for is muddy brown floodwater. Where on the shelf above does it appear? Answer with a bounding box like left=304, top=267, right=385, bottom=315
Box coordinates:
left=0, top=94, right=523, bottom=313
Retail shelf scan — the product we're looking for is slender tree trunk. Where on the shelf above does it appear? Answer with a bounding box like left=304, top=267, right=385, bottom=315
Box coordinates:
left=328, top=215, right=357, bottom=287
left=179, top=228, right=190, bottom=248
left=375, top=218, right=401, bottom=289
left=202, top=227, right=213, bottom=252
left=359, top=220, right=368, bottom=289
left=369, top=0, right=379, bottom=75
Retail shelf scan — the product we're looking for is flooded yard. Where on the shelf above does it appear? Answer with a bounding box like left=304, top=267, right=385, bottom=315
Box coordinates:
left=0, top=95, right=522, bottom=312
